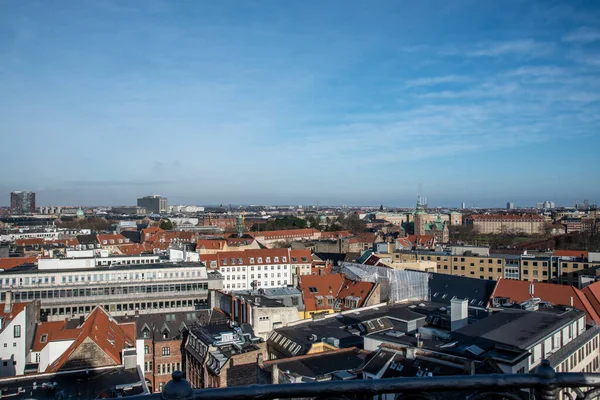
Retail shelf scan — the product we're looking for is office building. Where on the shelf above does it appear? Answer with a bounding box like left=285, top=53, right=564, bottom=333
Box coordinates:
left=10, top=191, right=35, bottom=215
left=0, top=256, right=223, bottom=321
left=507, top=202, right=515, bottom=210
left=137, top=195, right=168, bottom=213
left=465, top=214, right=546, bottom=235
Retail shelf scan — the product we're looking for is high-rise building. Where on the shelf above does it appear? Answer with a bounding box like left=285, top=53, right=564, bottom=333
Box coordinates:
left=461, top=202, right=466, bottom=209
left=10, top=191, right=36, bottom=215
left=137, top=195, right=168, bottom=213
left=507, top=202, right=515, bottom=210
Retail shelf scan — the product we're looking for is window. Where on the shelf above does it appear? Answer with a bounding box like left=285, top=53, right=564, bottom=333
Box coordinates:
left=162, top=347, right=170, bottom=356
left=40, top=334, right=48, bottom=343
left=309, top=287, right=318, bottom=293
left=144, top=345, right=150, bottom=354
left=315, top=296, right=324, bottom=306
left=13, top=325, right=21, bottom=338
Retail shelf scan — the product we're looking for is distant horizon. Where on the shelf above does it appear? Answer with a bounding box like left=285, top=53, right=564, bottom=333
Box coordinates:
left=2, top=1, right=599, bottom=206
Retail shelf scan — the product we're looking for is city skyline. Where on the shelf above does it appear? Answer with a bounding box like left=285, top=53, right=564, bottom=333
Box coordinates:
left=1, top=1, right=600, bottom=206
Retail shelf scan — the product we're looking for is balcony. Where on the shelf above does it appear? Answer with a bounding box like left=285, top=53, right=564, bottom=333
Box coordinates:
left=132, top=361, right=600, bottom=400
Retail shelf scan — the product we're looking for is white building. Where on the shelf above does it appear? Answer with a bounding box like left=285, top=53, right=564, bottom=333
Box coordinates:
left=200, top=249, right=311, bottom=291
left=0, top=298, right=39, bottom=377
left=0, top=257, right=222, bottom=321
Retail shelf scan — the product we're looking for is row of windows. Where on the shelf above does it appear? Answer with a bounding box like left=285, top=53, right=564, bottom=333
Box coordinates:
left=222, top=256, right=287, bottom=265
left=1, top=283, right=208, bottom=302
left=221, top=265, right=289, bottom=273
left=1, top=269, right=205, bottom=287
left=42, top=298, right=207, bottom=317
left=225, top=280, right=288, bottom=289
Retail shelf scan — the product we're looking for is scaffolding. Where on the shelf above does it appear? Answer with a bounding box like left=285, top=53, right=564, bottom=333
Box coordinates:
left=340, top=262, right=429, bottom=303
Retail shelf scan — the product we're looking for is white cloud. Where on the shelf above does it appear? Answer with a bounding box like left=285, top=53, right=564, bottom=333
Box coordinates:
left=562, top=28, right=600, bottom=43
left=504, top=66, right=564, bottom=77
left=466, top=40, right=553, bottom=57
left=403, top=75, right=468, bottom=88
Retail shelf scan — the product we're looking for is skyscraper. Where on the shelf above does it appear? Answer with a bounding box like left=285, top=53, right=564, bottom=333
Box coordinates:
left=507, top=202, right=515, bottom=210
left=137, top=195, right=168, bottom=213
left=10, top=191, right=36, bottom=215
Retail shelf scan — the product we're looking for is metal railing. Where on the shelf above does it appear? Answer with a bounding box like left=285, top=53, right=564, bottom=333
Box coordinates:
left=132, top=361, right=600, bottom=400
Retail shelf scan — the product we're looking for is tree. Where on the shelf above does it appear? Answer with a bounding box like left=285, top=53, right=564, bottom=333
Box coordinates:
left=159, top=219, right=173, bottom=230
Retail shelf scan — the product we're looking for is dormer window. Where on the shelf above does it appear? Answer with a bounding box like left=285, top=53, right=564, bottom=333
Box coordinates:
left=301, top=257, right=308, bottom=262
left=282, top=257, right=287, bottom=262
left=40, top=334, right=48, bottom=343
left=274, top=257, right=279, bottom=262
left=109, top=239, right=114, bottom=244
left=222, top=259, right=228, bottom=265
left=249, top=258, right=255, bottom=264
left=102, top=240, right=107, bottom=245
left=266, top=257, right=271, bottom=263
left=258, top=257, right=263, bottom=263
left=237, top=258, right=243, bottom=264
left=118, top=239, right=123, bottom=243
left=230, top=258, right=236, bottom=265
left=142, top=329, right=150, bottom=338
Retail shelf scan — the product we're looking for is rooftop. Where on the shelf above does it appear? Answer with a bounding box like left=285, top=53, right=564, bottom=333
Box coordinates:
left=0, top=367, right=146, bottom=399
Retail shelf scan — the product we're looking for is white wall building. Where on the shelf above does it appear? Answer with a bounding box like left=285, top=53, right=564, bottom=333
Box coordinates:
left=0, top=299, right=38, bottom=377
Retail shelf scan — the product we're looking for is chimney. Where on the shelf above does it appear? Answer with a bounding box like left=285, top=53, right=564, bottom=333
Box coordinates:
left=272, top=363, right=280, bottom=384
left=463, top=360, right=476, bottom=375
left=450, top=298, right=468, bottom=331
left=4, top=291, right=12, bottom=314
left=529, top=283, right=534, bottom=298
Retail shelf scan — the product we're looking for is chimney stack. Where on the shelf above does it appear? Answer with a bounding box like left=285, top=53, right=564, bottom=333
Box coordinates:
left=4, top=291, right=12, bottom=314
left=451, top=298, right=468, bottom=331
left=272, top=363, right=280, bottom=384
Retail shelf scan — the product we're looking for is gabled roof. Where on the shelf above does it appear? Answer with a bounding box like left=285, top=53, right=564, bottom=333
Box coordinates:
left=0, top=302, right=29, bottom=335
left=97, top=233, right=129, bottom=245
left=299, top=274, right=375, bottom=312
left=46, top=307, right=135, bottom=372
left=582, top=282, right=600, bottom=322
left=492, top=278, right=600, bottom=325
left=117, top=243, right=151, bottom=255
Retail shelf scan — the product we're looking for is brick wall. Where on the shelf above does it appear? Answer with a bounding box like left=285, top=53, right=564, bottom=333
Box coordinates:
left=220, top=343, right=266, bottom=388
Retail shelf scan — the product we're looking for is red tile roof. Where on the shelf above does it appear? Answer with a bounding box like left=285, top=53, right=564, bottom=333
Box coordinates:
left=492, top=278, right=600, bottom=324
left=46, top=307, right=135, bottom=372
left=554, top=250, right=589, bottom=258
left=250, top=228, right=319, bottom=240
left=290, top=249, right=311, bottom=263
left=32, top=320, right=81, bottom=352
left=583, top=282, right=600, bottom=322
left=299, top=274, right=375, bottom=312
left=16, top=238, right=45, bottom=246
left=320, top=231, right=352, bottom=239
left=196, top=239, right=226, bottom=250
left=0, top=256, right=38, bottom=270
left=117, top=243, right=151, bottom=255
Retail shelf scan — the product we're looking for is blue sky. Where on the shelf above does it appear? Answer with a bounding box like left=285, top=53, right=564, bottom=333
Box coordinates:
left=1, top=0, right=599, bottom=208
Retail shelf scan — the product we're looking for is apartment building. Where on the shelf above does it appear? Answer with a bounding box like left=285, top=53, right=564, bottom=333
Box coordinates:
left=199, top=249, right=311, bottom=291
left=393, top=251, right=517, bottom=281
left=0, top=257, right=222, bottom=320
left=250, top=229, right=321, bottom=247
left=465, top=214, right=546, bottom=234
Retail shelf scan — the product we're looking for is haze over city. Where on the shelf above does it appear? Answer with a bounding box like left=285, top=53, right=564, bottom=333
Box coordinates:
left=1, top=0, right=600, bottom=207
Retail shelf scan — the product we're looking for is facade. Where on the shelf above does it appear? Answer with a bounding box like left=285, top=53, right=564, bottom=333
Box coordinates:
left=112, top=206, right=147, bottom=215
left=10, top=191, right=36, bottom=215
left=137, top=195, right=168, bottom=213
left=465, top=214, right=546, bottom=234
left=0, top=258, right=222, bottom=320
left=0, top=299, right=39, bottom=377
left=200, top=249, right=311, bottom=291
left=250, top=229, right=321, bottom=248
